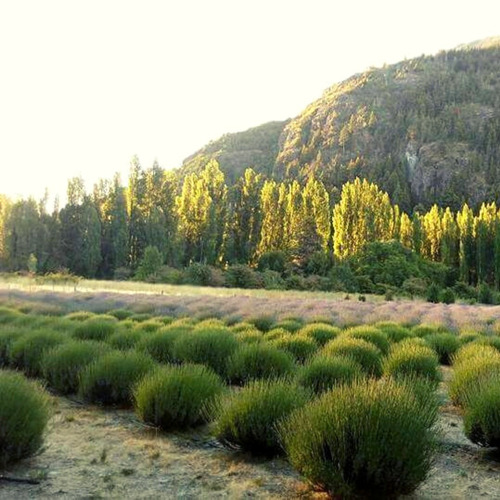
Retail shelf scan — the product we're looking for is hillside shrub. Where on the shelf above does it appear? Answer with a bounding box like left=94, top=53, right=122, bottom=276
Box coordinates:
left=79, top=351, right=155, bottom=406
left=374, top=322, right=413, bottom=343
left=478, top=283, right=493, bottom=304
left=280, top=378, right=439, bottom=498
left=41, top=341, right=111, bottom=394
left=0, top=370, right=51, bottom=467
left=211, top=379, right=310, bottom=456
left=73, top=318, right=116, bottom=341
left=383, top=342, right=441, bottom=385
left=439, top=288, right=455, bottom=304
left=227, top=344, right=295, bottom=385
left=272, top=336, right=318, bottom=364
left=135, top=245, right=163, bottom=281
left=343, top=326, right=390, bottom=354
left=451, top=343, right=500, bottom=368
left=262, top=270, right=286, bottom=290
left=463, top=381, right=500, bottom=448
left=134, top=364, right=225, bottom=430
left=173, top=328, right=239, bottom=376
left=137, top=327, right=186, bottom=364
left=426, top=283, right=440, bottom=303
left=296, top=356, right=362, bottom=394
left=225, top=264, right=263, bottom=289
left=322, top=337, right=383, bottom=377
left=257, top=251, right=287, bottom=273
left=107, top=329, right=142, bottom=350
left=247, top=315, right=276, bottom=332
left=299, top=323, right=341, bottom=346
left=9, top=330, right=67, bottom=376
left=425, top=333, right=460, bottom=365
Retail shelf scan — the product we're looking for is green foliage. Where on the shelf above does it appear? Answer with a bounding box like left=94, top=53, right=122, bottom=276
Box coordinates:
left=0, top=327, right=24, bottom=367
left=383, top=342, right=441, bottom=385
left=211, top=379, right=310, bottom=456
left=107, top=309, right=133, bottom=320
left=272, top=318, right=303, bottom=333
left=425, top=333, right=460, bottom=365
left=79, top=351, right=156, bottom=406
left=225, top=264, right=262, bottom=289
left=374, top=322, right=413, bottom=343
left=135, top=245, right=163, bottom=280
left=65, top=311, right=96, bottom=322
left=342, top=326, right=390, bottom=354
left=133, top=319, right=164, bottom=333
left=134, top=364, right=225, bottom=430
left=296, top=356, right=362, bottom=394
left=173, top=328, right=239, bottom=376
left=463, top=380, right=500, bottom=448
left=478, top=283, right=493, bottom=304
left=247, top=315, right=276, bottom=332
left=426, top=283, right=440, bottom=303
left=0, top=306, right=23, bottom=325
left=257, top=251, right=287, bottom=273
left=227, top=344, right=295, bottom=385
left=9, top=329, right=67, bottom=376
left=107, top=329, right=142, bottom=350
left=280, top=378, right=438, bottom=498
left=412, top=324, right=441, bottom=338
left=439, top=287, right=456, bottom=304
left=271, top=336, right=318, bottom=364
left=73, top=317, right=117, bottom=341
left=322, top=337, right=383, bottom=376
left=41, top=341, right=111, bottom=394
left=451, top=342, right=500, bottom=368
left=0, top=370, right=51, bottom=467
left=129, top=313, right=153, bottom=322
left=137, top=327, right=186, bottom=364
left=299, top=323, right=341, bottom=346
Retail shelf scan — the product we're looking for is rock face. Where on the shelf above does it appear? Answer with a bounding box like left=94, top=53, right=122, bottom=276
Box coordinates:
left=182, top=38, right=500, bottom=210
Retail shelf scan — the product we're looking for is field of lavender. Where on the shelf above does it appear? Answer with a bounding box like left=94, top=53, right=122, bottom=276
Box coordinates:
left=0, top=282, right=499, bottom=498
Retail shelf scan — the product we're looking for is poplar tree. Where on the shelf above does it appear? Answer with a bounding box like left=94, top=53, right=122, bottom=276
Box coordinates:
left=441, top=207, right=458, bottom=268
left=457, top=204, right=475, bottom=284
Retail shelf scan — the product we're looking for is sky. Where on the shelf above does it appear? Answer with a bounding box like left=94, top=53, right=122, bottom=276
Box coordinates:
left=1, top=0, right=499, bottom=203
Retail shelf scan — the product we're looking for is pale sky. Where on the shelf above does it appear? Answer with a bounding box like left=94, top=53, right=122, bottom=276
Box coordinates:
left=1, top=0, right=499, bottom=203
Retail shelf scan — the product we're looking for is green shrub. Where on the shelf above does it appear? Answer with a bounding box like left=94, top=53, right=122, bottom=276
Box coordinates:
left=412, top=324, right=441, bottom=338
left=108, top=309, right=133, bottom=320
left=41, top=341, right=111, bottom=394
left=280, top=378, right=438, bottom=498
left=9, top=330, right=67, bottom=376
left=227, top=344, right=295, bottom=385
left=272, top=319, right=303, bottom=333
left=383, top=342, right=441, bottom=385
left=193, top=318, right=227, bottom=330
left=73, top=318, right=116, bottom=341
left=231, top=322, right=256, bottom=333
left=137, top=327, right=186, bottom=364
left=0, top=328, right=25, bottom=367
left=211, top=379, right=310, bottom=455
left=426, top=283, right=440, bottom=303
left=133, top=320, right=164, bottom=333
left=0, top=307, right=23, bottom=325
left=128, top=313, right=153, bottom=322
left=134, top=364, right=225, bottom=430
left=135, top=245, right=163, bottom=280
left=458, top=332, right=482, bottom=345
left=0, top=370, right=51, bottom=467
left=225, top=264, right=262, bottom=289
left=65, top=311, right=95, bottom=322
left=107, top=329, right=142, bottom=350
left=263, top=327, right=290, bottom=341
left=79, top=351, right=156, bottom=406
left=425, top=333, right=460, bottom=365
left=296, top=356, right=362, bottom=394
left=322, top=337, right=383, bottom=377
left=374, top=322, right=413, bottom=343
left=475, top=335, right=500, bottom=353
left=173, top=328, right=239, bottom=376
left=439, top=288, right=455, bottom=304
left=234, top=329, right=264, bottom=344
left=342, top=326, right=390, bottom=355
left=451, top=343, right=500, bottom=368
left=271, top=336, right=317, bottom=364
left=449, top=356, right=500, bottom=407
left=299, top=323, right=341, bottom=346
left=247, top=315, right=276, bottom=332
left=463, top=381, right=500, bottom=447
left=478, top=283, right=493, bottom=304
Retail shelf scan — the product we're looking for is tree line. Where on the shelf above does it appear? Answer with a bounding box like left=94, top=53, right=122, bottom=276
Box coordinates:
left=1, top=157, right=500, bottom=291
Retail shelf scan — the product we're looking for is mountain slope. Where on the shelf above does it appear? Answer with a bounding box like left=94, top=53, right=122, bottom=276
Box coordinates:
left=182, top=38, right=500, bottom=210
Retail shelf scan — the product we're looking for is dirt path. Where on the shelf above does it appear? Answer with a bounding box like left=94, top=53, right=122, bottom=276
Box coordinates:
left=1, top=391, right=499, bottom=499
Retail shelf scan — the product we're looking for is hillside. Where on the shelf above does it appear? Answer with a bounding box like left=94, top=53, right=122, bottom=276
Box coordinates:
left=183, top=38, right=500, bottom=211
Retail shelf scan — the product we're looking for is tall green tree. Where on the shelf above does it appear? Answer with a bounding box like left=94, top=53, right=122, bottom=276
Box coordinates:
left=457, top=203, right=475, bottom=284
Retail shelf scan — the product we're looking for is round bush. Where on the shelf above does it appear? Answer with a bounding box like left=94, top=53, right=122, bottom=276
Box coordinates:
left=73, top=318, right=117, bottom=341
left=231, top=322, right=257, bottom=333
left=383, top=342, right=441, bottom=385
left=211, top=379, right=310, bottom=455
left=449, top=356, right=500, bottom=407
left=271, top=336, right=318, bottom=364
left=107, top=329, right=143, bottom=350
left=452, top=343, right=500, bottom=368
left=173, top=328, right=239, bottom=376
left=65, top=311, right=96, bottom=322
left=129, top=313, right=153, bottom=322
left=343, top=326, right=390, bottom=354
left=0, top=328, right=25, bottom=367
left=234, top=329, right=264, bottom=344
left=9, top=329, right=67, bottom=376
left=134, top=364, right=225, bottom=430
left=247, top=315, right=276, bottom=332
left=0, top=370, right=51, bottom=467
left=133, top=320, right=164, bottom=333
left=273, top=319, right=303, bottom=333
left=108, top=309, right=134, bottom=320
left=463, top=381, right=500, bottom=448
left=280, top=378, right=438, bottom=498
left=137, top=327, right=186, bottom=364
left=263, top=328, right=290, bottom=342
left=458, top=332, right=482, bottom=345
left=412, top=324, right=441, bottom=338
left=0, top=307, right=23, bottom=325
left=194, top=318, right=227, bottom=330
left=296, top=356, right=362, bottom=395
left=374, top=322, right=414, bottom=343
left=425, top=333, right=460, bottom=365
left=41, top=341, right=111, bottom=394
left=322, top=337, right=383, bottom=377
left=475, top=335, right=500, bottom=353
left=227, top=344, right=295, bottom=385
left=79, top=351, right=156, bottom=406
left=299, top=323, right=341, bottom=346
